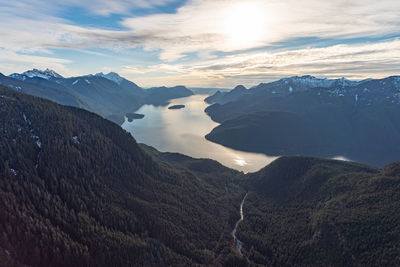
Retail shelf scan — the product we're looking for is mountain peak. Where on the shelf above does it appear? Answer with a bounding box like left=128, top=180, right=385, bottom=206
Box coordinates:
left=23, top=68, right=63, bottom=79
left=10, top=68, right=63, bottom=81
left=278, top=75, right=335, bottom=88
left=95, top=72, right=124, bottom=84
left=233, top=85, right=247, bottom=91
left=330, top=77, right=359, bottom=87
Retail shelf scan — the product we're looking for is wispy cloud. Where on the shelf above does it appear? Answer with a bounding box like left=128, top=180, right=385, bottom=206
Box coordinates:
left=122, top=39, right=400, bottom=87
left=0, top=50, right=75, bottom=76
left=0, top=0, right=179, bottom=17
left=2, top=0, right=399, bottom=57
left=120, top=0, right=400, bottom=60
left=63, top=0, right=180, bottom=16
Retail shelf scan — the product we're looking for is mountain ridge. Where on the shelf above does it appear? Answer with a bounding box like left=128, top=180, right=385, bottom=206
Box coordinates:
left=10, top=68, right=64, bottom=81
left=204, top=75, right=400, bottom=167
left=0, top=69, right=194, bottom=125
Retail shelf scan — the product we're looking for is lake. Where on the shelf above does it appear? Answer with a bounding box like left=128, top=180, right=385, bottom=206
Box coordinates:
left=122, top=94, right=277, bottom=172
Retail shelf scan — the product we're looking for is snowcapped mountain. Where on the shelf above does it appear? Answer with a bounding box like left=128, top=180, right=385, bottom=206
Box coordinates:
left=95, top=72, right=124, bottom=85
left=254, top=75, right=359, bottom=94
left=281, top=75, right=336, bottom=88
left=327, top=75, right=400, bottom=105
left=3, top=68, right=193, bottom=124
left=206, top=74, right=400, bottom=123
left=10, top=68, right=63, bottom=81
left=207, top=75, right=361, bottom=105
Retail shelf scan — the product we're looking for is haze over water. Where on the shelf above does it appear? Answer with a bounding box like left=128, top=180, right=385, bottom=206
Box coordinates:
left=122, top=94, right=276, bottom=173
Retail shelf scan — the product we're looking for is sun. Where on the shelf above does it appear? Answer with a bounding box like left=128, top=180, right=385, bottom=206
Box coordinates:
left=222, top=2, right=268, bottom=48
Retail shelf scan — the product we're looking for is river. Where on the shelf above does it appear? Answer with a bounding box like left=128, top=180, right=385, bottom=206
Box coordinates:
left=232, top=193, right=248, bottom=255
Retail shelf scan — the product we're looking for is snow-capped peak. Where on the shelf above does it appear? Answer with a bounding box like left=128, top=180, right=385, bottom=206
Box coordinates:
left=10, top=68, right=63, bottom=80
left=282, top=75, right=335, bottom=88
left=95, top=72, right=124, bottom=85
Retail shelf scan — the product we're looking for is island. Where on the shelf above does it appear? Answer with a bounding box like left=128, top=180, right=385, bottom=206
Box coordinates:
left=126, top=113, right=145, bottom=122
left=168, top=104, right=185, bottom=110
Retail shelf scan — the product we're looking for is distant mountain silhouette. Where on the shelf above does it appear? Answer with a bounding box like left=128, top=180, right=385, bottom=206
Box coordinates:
left=205, top=85, right=249, bottom=105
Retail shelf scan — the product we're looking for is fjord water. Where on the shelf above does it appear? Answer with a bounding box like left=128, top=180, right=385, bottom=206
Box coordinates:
left=122, top=94, right=276, bottom=172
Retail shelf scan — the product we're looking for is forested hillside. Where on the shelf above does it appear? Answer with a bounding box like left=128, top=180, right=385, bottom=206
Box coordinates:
left=0, top=85, right=243, bottom=266
left=239, top=156, right=400, bottom=266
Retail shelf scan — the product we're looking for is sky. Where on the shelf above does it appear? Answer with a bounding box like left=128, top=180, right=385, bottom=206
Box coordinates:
left=0, top=0, right=399, bottom=88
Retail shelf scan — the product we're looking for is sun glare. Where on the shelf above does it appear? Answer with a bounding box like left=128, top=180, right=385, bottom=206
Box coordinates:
left=234, top=157, right=248, bottom=167
left=222, top=2, right=268, bottom=48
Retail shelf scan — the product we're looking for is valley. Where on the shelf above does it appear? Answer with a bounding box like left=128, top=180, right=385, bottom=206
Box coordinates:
left=2, top=1, right=400, bottom=265
left=1, top=85, right=399, bottom=266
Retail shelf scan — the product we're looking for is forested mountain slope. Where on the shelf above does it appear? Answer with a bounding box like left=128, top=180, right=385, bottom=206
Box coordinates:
left=0, top=85, right=243, bottom=266
left=239, top=156, right=400, bottom=266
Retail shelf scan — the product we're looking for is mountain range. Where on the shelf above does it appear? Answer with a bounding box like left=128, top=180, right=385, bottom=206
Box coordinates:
left=205, top=75, right=400, bottom=167
left=0, top=69, right=193, bottom=124
left=1, top=85, right=399, bottom=266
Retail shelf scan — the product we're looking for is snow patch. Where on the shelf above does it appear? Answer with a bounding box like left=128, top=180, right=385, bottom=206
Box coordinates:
left=96, top=72, right=124, bottom=84
left=72, top=79, right=79, bottom=85
left=8, top=85, right=22, bottom=91
left=22, top=113, right=30, bottom=124
left=85, top=79, right=91, bottom=84
left=72, top=136, right=80, bottom=144
left=9, top=73, right=26, bottom=81
left=30, top=133, right=42, bottom=148
left=10, top=169, right=18, bottom=176
left=283, top=75, right=335, bottom=88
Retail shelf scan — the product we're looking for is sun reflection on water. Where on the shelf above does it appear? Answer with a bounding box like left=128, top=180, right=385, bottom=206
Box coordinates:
left=234, top=158, right=248, bottom=167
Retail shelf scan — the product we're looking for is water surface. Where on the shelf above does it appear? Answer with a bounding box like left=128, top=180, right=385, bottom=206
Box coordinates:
left=122, top=94, right=276, bottom=172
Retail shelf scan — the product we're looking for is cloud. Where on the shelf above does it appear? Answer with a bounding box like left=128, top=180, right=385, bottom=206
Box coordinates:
left=0, top=0, right=399, bottom=86
left=1, top=0, right=399, bottom=59
left=0, top=50, right=75, bottom=76
left=61, top=0, right=180, bottom=16
left=121, top=39, right=400, bottom=87
left=119, top=0, right=400, bottom=60
left=0, top=0, right=178, bottom=17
